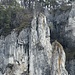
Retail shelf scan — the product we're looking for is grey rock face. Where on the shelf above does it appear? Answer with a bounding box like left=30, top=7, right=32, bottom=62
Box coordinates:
left=65, top=1, right=75, bottom=46
left=0, top=28, right=30, bottom=75
left=44, top=0, right=72, bottom=47
left=66, top=59, right=75, bottom=75
left=0, top=13, right=68, bottom=75
left=29, top=13, right=52, bottom=75
left=29, top=13, right=68, bottom=75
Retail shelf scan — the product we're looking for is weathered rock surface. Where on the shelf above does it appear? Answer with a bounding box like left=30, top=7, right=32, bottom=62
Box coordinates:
left=0, top=28, right=30, bottom=75
left=0, top=13, right=68, bottom=75
left=52, top=41, right=68, bottom=75
left=29, top=13, right=52, bottom=75
left=65, top=1, right=75, bottom=47
left=66, top=59, right=75, bottom=75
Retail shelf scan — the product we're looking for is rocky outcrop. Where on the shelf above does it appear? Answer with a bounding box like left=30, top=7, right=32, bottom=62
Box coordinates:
left=51, top=41, right=68, bottom=75
left=29, top=13, right=52, bottom=75
left=0, top=28, right=30, bottom=75
left=0, top=13, right=68, bottom=75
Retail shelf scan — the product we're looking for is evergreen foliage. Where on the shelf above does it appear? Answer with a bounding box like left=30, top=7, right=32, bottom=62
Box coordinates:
left=0, top=0, right=32, bottom=36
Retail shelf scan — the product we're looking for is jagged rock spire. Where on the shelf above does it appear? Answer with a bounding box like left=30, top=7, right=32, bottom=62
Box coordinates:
left=51, top=40, right=68, bottom=75
left=0, top=13, right=68, bottom=75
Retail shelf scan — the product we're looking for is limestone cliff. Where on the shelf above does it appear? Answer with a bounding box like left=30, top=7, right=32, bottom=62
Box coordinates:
left=0, top=13, right=68, bottom=75
left=52, top=41, right=68, bottom=75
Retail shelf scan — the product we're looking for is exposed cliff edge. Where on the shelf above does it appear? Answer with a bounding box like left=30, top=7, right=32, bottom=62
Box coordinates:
left=0, top=13, right=68, bottom=75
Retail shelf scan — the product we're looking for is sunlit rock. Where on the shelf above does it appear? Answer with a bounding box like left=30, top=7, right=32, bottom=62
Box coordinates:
left=51, top=41, right=68, bottom=75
